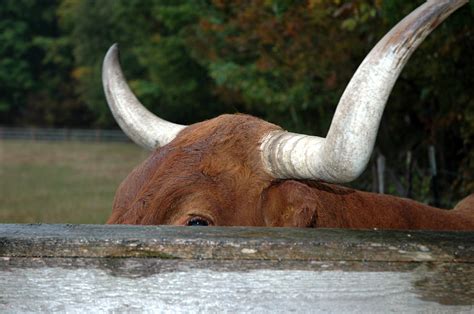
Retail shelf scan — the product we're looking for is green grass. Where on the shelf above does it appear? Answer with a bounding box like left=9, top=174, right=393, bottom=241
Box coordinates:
left=0, top=140, right=148, bottom=224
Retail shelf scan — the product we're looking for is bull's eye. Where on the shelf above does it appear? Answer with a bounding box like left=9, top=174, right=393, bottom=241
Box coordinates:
left=186, top=217, right=210, bottom=226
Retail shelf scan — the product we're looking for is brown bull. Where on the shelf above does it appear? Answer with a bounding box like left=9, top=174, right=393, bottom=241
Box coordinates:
left=104, top=0, right=473, bottom=230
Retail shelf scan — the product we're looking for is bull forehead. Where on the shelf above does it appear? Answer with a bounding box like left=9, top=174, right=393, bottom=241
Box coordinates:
left=136, top=114, right=280, bottom=225
left=173, top=114, right=280, bottom=150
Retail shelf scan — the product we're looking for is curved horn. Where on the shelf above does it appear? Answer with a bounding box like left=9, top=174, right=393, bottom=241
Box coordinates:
left=261, top=0, right=467, bottom=183
left=102, top=44, right=186, bottom=150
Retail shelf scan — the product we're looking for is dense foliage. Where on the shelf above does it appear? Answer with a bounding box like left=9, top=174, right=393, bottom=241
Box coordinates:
left=1, top=0, right=473, bottom=204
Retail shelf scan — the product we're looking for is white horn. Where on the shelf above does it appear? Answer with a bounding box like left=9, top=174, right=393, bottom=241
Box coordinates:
left=261, top=0, right=467, bottom=183
left=102, top=44, right=186, bottom=150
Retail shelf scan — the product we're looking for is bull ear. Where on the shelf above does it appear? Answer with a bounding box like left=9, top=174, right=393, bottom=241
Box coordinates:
left=261, top=181, right=319, bottom=227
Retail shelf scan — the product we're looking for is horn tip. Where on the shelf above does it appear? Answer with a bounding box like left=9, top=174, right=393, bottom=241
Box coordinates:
left=105, top=43, right=120, bottom=61
left=107, top=43, right=119, bottom=54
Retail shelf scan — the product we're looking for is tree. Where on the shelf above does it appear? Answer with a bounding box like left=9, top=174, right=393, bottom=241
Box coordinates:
left=59, top=0, right=228, bottom=127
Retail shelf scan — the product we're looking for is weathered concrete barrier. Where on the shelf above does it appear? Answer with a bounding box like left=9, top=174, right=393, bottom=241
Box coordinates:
left=1, top=224, right=473, bottom=312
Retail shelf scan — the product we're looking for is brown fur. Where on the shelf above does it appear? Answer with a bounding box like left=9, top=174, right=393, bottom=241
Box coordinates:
left=108, top=114, right=474, bottom=230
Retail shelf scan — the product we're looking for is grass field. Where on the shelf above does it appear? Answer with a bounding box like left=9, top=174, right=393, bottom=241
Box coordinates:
left=0, top=140, right=148, bottom=224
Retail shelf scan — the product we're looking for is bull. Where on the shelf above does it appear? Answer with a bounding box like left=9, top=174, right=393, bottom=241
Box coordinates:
left=104, top=0, right=473, bottom=230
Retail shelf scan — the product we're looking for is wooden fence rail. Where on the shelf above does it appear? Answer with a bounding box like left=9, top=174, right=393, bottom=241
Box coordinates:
left=1, top=224, right=473, bottom=312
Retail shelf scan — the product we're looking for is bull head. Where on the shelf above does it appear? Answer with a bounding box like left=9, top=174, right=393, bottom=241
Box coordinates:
left=103, top=0, right=473, bottom=229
